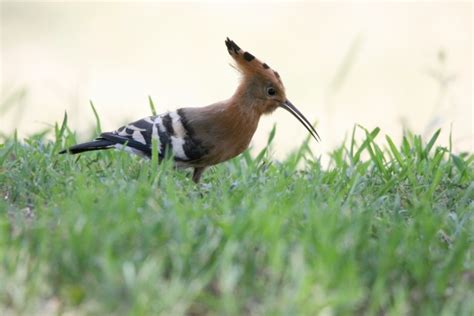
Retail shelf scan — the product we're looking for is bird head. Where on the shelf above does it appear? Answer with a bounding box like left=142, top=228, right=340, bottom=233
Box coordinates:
left=225, top=38, right=320, bottom=142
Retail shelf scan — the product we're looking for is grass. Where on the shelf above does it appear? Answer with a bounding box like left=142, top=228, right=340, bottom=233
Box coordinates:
left=0, top=116, right=473, bottom=315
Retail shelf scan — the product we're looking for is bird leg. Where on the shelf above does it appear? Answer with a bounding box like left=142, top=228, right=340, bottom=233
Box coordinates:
left=192, top=167, right=207, bottom=183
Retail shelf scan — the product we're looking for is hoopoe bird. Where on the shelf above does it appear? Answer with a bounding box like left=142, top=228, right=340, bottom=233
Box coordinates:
left=60, top=38, right=320, bottom=183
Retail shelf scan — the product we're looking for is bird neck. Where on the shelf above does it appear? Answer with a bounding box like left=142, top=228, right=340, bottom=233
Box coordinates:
left=220, top=93, right=261, bottom=140
left=226, top=79, right=265, bottom=129
left=198, top=87, right=262, bottom=161
left=231, top=77, right=265, bottom=113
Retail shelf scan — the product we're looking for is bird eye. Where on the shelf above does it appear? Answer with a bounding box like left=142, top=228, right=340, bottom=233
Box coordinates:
left=266, top=87, right=276, bottom=97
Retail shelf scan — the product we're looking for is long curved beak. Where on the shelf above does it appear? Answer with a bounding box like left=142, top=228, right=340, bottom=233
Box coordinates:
left=280, top=100, right=320, bottom=142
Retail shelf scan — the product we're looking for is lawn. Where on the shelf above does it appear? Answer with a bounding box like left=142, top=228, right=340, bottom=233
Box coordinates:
left=0, top=117, right=473, bottom=315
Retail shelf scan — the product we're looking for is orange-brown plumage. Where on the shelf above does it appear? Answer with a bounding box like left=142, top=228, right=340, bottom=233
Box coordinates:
left=179, top=99, right=260, bottom=167
left=61, top=38, right=320, bottom=183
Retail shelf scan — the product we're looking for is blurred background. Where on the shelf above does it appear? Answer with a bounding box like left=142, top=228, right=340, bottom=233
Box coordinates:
left=1, top=1, right=472, bottom=158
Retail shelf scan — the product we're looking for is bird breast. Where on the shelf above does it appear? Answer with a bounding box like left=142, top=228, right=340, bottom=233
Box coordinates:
left=179, top=102, right=260, bottom=166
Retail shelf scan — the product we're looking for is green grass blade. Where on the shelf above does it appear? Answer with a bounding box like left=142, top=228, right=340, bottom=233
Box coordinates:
left=151, top=137, right=160, bottom=181
left=353, top=125, right=380, bottom=165
left=89, top=100, right=102, bottom=135
left=52, top=111, right=68, bottom=153
left=424, top=128, right=441, bottom=157
left=451, top=154, right=467, bottom=179
left=255, top=125, right=276, bottom=164
left=148, top=95, right=157, bottom=116
left=349, top=124, right=357, bottom=163
left=385, top=135, right=404, bottom=168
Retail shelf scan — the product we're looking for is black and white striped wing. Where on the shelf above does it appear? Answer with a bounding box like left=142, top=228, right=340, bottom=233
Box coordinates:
left=99, top=110, right=207, bottom=162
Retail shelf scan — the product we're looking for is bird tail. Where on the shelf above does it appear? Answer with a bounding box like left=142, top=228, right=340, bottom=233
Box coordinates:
left=59, top=139, right=115, bottom=154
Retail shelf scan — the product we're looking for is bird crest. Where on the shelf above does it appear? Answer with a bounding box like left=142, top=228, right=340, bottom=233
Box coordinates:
left=225, top=38, right=284, bottom=90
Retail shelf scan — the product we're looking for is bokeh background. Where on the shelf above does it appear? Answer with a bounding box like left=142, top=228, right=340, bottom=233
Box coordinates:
left=1, top=1, right=472, bottom=158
